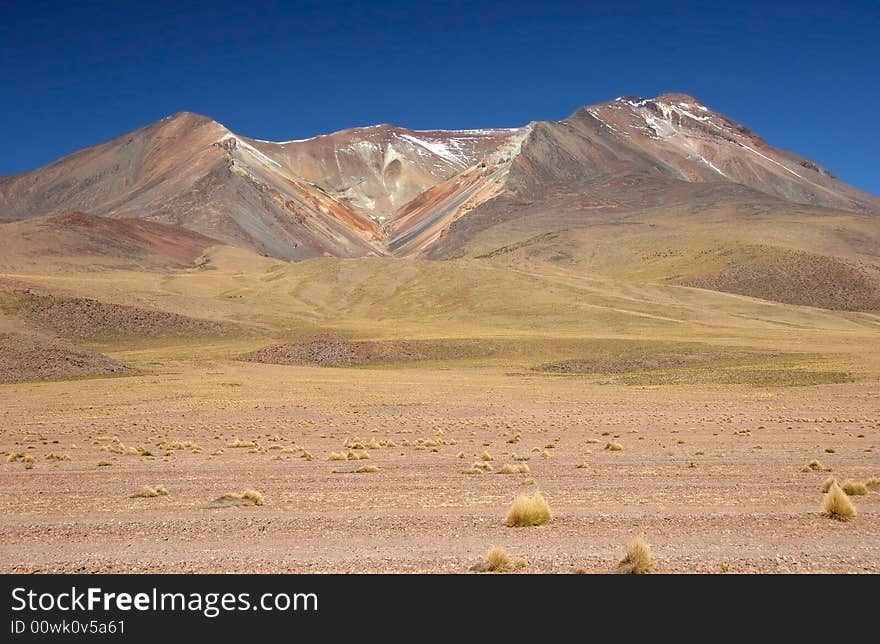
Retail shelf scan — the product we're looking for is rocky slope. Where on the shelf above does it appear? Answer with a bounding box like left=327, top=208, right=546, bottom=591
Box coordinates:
left=4, top=93, right=876, bottom=264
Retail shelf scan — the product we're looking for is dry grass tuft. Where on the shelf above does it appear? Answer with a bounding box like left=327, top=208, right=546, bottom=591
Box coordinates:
left=605, top=442, right=623, bottom=451
left=213, top=489, right=264, bottom=507
left=355, top=465, right=380, bottom=473
left=23, top=455, right=35, bottom=469
left=481, top=450, right=494, bottom=462
left=802, top=459, right=830, bottom=473
left=820, top=477, right=837, bottom=493
left=866, top=476, right=880, bottom=491
left=328, top=452, right=347, bottom=461
left=840, top=479, right=868, bottom=496
left=461, top=461, right=493, bottom=474
left=821, top=481, right=856, bottom=522
left=46, top=453, right=71, bottom=461
left=470, top=547, right=528, bottom=573
left=616, top=536, right=655, bottom=574
left=504, top=490, right=551, bottom=527
left=136, top=485, right=168, bottom=498
left=227, top=438, right=258, bottom=449
left=485, top=547, right=510, bottom=572
left=498, top=463, right=530, bottom=474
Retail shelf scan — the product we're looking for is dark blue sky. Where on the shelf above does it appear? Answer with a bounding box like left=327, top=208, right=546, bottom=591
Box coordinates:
left=2, top=1, right=878, bottom=194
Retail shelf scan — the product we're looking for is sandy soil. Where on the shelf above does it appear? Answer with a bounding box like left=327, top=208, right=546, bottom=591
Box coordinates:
left=1, top=363, right=877, bottom=574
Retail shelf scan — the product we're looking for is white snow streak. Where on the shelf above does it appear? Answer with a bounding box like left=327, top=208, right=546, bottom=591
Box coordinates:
left=398, top=133, right=468, bottom=167
left=697, top=154, right=728, bottom=178
left=587, top=109, right=625, bottom=136
left=221, top=135, right=282, bottom=169
left=737, top=142, right=802, bottom=178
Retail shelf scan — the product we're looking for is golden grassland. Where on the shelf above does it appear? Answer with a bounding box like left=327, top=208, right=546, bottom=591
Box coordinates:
left=1, top=245, right=879, bottom=572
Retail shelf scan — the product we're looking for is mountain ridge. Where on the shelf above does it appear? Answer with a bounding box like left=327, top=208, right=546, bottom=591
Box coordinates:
left=1, top=93, right=878, bottom=266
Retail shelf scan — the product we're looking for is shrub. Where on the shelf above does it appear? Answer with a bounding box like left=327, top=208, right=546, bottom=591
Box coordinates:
left=841, top=480, right=868, bottom=496
left=136, top=485, right=168, bottom=498
left=213, top=489, right=264, bottom=506
left=802, top=459, right=829, bottom=472
left=498, top=463, right=530, bottom=474
left=504, top=491, right=551, bottom=527
left=605, top=442, right=623, bottom=451
left=485, top=547, right=510, bottom=572
left=616, top=537, right=655, bottom=574
left=821, top=482, right=855, bottom=521
left=470, top=547, right=527, bottom=573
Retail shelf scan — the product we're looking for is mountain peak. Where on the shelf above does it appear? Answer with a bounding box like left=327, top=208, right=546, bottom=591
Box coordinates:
left=3, top=96, right=878, bottom=265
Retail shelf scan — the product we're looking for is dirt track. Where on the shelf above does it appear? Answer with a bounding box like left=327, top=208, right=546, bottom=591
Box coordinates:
left=1, top=363, right=877, bottom=573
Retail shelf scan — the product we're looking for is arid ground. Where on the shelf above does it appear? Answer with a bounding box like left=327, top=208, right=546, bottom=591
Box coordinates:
left=1, top=245, right=878, bottom=573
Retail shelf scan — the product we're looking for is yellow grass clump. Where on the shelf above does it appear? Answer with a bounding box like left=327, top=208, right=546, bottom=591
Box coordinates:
left=840, top=480, right=868, bottom=496
left=605, top=442, right=623, bottom=451
left=136, top=485, right=168, bottom=498
left=821, top=482, right=855, bottom=522
left=328, top=452, right=347, bottom=461
left=46, top=453, right=71, bottom=461
left=616, top=537, right=655, bottom=574
left=820, top=477, right=837, bottom=493
left=481, top=450, right=494, bottom=462
left=471, top=547, right=527, bottom=573
left=504, top=490, right=551, bottom=527
left=355, top=465, right=380, bottom=473
left=227, top=438, right=258, bottom=449
left=214, top=489, right=264, bottom=506
left=801, top=459, right=830, bottom=473
left=485, top=547, right=510, bottom=571
left=498, top=463, right=530, bottom=474
left=461, top=461, right=493, bottom=474
left=866, top=476, right=880, bottom=491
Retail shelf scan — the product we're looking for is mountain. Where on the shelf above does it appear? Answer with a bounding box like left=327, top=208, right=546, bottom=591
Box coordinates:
left=0, top=211, right=217, bottom=270
left=1, top=93, right=879, bottom=310
left=3, top=94, right=875, bottom=259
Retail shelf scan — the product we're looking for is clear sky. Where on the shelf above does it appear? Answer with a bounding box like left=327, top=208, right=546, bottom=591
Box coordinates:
left=2, top=0, right=877, bottom=194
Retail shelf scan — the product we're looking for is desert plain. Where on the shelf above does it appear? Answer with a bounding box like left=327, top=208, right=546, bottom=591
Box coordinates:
left=1, top=245, right=878, bottom=574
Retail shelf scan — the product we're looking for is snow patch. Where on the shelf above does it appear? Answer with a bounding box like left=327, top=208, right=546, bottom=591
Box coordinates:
left=737, top=142, right=803, bottom=178
left=251, top=134, right=324, bottom=144
left=220, top=135, right=283, bottom=169
left=587, top=109, right=626, bottom=136
left=697, top=154, right=728, bottom=178
left=398, top=133, right=468, bottom=167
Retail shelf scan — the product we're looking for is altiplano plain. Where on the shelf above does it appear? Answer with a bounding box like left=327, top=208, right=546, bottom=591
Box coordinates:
left=1, top=93, right=879, bottom=573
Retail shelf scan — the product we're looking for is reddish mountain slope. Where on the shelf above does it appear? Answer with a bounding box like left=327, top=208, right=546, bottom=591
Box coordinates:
left=0, top=211, right=218, bottom=269
left=2, top=94, right=878, bottom=300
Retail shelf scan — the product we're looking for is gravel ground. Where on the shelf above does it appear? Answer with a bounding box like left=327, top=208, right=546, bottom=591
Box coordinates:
left=1, top=363, right=877, bottom=574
